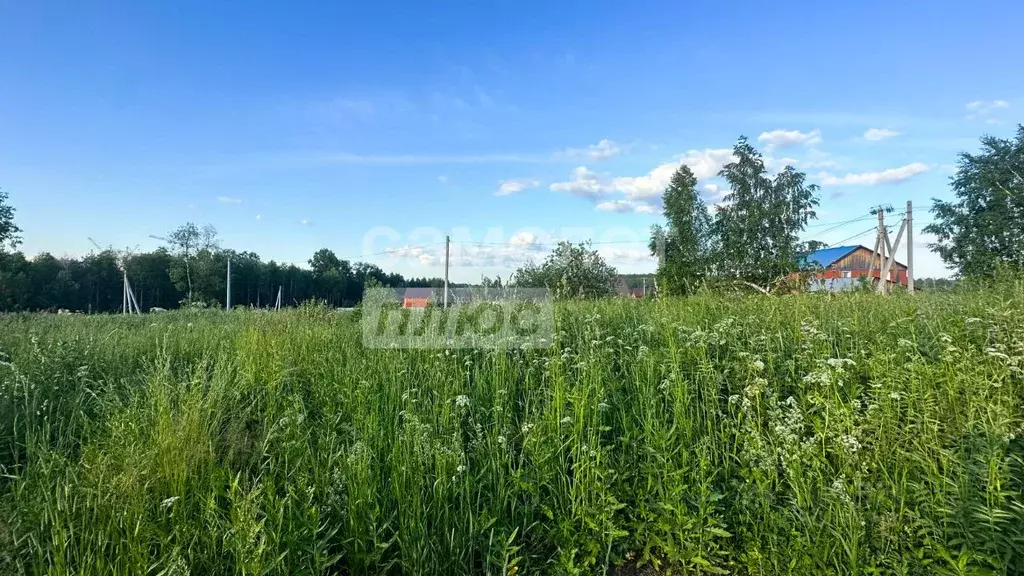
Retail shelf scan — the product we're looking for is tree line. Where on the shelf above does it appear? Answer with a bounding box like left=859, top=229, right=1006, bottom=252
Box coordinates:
left=0, top=213, right=457, bottom=312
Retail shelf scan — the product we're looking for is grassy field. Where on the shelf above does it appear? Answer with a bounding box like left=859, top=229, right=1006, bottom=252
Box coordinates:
left=1, top=289, right=1022, bottom=575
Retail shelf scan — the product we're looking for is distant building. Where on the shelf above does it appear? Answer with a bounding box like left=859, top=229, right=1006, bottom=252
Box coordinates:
left=805, top=245, right=908, bottom=291
left=614, top=276, right=647, bottom=298
left=402, top=287, right=435, bottom=308
left=401, top=287, right=457, bottom=308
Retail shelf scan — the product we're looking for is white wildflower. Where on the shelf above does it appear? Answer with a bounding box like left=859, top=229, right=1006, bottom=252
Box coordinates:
left=455, top=395, right=470, bottom=407
left=839, top=434, right=861, bottom=455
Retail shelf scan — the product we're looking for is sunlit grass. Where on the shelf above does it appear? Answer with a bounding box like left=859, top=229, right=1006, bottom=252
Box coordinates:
left=0, top=289, right=1022, bottom=574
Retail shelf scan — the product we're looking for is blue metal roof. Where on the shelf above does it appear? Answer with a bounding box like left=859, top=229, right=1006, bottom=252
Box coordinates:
left=805, top=245, right=862, bottom=268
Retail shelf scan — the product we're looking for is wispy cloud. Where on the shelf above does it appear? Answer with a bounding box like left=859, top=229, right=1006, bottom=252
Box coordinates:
left=817, top=162, right=929, bottom=187
left=595, top=200, right=635, bottom=213
left=255, top=214, right=262, bottom=221
left=965, top=99, right=1010, bottom=121
left=863, top=128, right=900, bottom=141
left=559, top=139, right=623, bottom=161
left=758, top=129, right=822, bottom=149
left=217, top=196, right=243, bottom=205
left=702, top=183, right=728, bottom=203
left=495, top=178, right=541, bottom=196
left=297, top=219, right=312, bottom=227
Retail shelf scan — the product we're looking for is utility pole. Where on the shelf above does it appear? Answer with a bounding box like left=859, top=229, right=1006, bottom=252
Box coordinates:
left=122, top=270, right=141, bottom=314
left=870, top=205, right=896, bottom=291
left=906, top=201, right=914, bottom=294
left=443, top=235, right=450, bottom=308
left=877, top=206, right=908, bottom=295
left=871, top=207, right=885, bottom=285
left=226, top=257, right=232, bottom=311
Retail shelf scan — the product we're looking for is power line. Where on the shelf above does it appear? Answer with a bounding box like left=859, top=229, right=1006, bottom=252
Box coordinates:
left=804, top=214, right=876, bottom=229
left=332, top=242, right=447, bottom=262
left=823, top=225, right=883, bottom=247
left=457, top=239, right=648, bottom=247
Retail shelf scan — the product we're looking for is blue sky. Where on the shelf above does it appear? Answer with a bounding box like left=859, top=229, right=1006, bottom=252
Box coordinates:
left=2, top=1, right=1021, bottom=282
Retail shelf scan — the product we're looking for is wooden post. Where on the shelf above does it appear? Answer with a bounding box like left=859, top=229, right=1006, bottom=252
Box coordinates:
left=906, top=201, right=914, bottom=294
left=443, top=235, right=450, bottom=308
left=877, top=217, right=907, bottom=294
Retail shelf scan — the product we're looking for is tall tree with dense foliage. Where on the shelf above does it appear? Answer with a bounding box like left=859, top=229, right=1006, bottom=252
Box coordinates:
left=714, top=137, right=820, bottom=287
left=925, top=125, right=1024, bottom=278
left=649, top=165, right=714, bottom=295
left=0, top=188, right=21, bottom=252
left=513, top=241, right=617, bottom=299
left=309, top=248, right=354, bottom=306
left=165, top=222, right=219, bottom=304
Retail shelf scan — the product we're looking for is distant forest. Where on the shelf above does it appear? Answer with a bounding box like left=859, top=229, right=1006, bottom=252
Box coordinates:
left=0, top=245, right=464, bottom=313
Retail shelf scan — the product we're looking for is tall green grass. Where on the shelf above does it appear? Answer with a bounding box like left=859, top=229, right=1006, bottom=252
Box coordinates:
left=0, top=290, right=1022, bottom=574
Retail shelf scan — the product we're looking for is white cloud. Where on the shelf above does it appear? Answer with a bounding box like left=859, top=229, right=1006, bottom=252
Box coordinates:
left=509, top=231, right=543, bottom=247
left=549, top=148, right=735, bottom=213
left=703, top=183, right=728, bottom=202
left=297, top=219, right=312, bottom=227
left=255, top=214, right=262, bottom=221
left=679, top=148, right=736, bottom=179
left=561, top=139, right=623, bottom=161
left=385, top=245, right=440, bottom=266
left=495, top=178, right=541, bottom=196
left=863, top=128, right=900, bottom=141
left=597, top=247, right=656, bottom=264
left=764, top=156, right=799, bottom=172
left=595, top=200, right=635, bottom=213
left=817, top=162, right=929, bottom=186
left=449, top=235, right=552, bottom=268
left=965, top=99, right=1010, bottom=120
left=549, top=166, right=613, bottom=199
left=217, top=196, right=243, bottom=205
left=757, top=129, right=822, bottom=148
left=613, top=148, right=735, bottom=200
left=613, top=162, right=685, bottom=201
